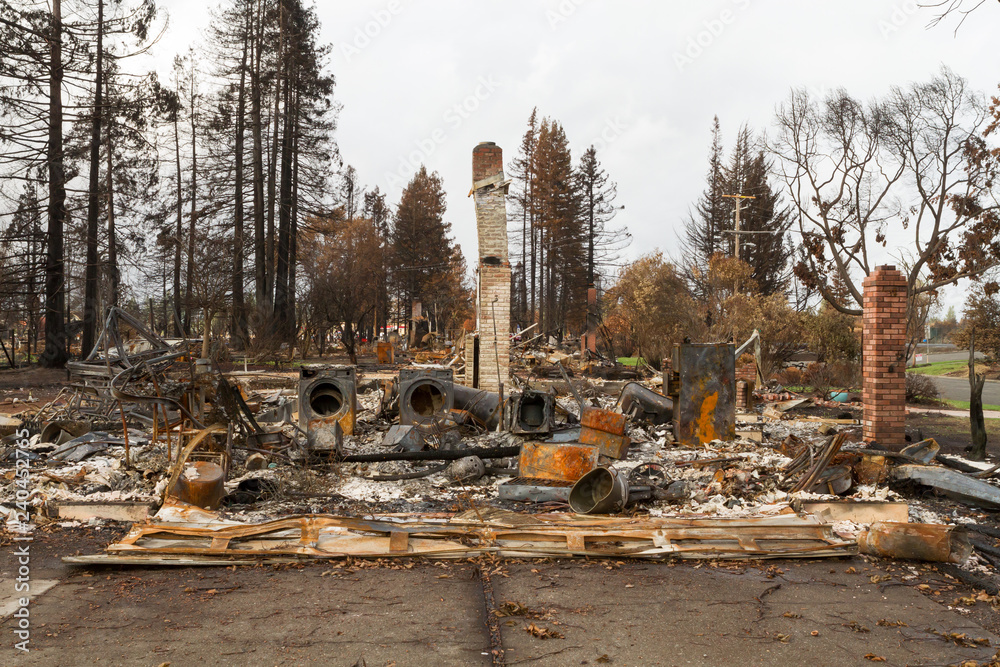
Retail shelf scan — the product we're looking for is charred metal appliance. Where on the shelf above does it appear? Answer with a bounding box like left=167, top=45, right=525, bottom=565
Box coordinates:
left=667, top=343, right=736, bottom=447
left=619, top=382, right=673, bottom=426
left=398, top=366, right=455, bottom=426
left=299, top=365, right=357, bottom=441
left=579, top=407, right=630, bottom=459
left=504, top=390, right=556, bottom=436
left=498, top=441, right=599, bottom=503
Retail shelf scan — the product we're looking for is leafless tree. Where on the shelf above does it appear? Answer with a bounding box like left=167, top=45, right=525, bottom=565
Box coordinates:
left=772, top=67, right=1000, bottom=318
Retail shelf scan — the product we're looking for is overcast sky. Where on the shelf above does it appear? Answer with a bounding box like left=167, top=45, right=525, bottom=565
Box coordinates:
left=150, top=0, right=997, bottom=313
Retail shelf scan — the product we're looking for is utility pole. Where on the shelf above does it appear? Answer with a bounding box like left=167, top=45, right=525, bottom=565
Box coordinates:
left=722, top=194, right=755, bottom=261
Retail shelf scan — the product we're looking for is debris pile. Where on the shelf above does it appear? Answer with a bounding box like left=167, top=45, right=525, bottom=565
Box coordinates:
left=2, top=328, right=999, bottom=583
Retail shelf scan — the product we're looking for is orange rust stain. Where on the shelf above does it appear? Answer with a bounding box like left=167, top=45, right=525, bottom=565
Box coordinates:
left=696, top=391, right=719, bottom=444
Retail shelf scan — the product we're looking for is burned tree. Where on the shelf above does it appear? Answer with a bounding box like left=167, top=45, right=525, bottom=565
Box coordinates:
left=772, top=68, right=1000, bottom=319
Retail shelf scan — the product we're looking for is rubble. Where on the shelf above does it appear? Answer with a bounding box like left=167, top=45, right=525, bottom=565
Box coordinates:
left=2, top=303, right=999, bottom=583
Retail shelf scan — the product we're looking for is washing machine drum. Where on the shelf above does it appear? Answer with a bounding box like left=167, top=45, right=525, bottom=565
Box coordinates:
left=400, top=378, right=454, bottom=425
left=305, top=381, right=348, bottom=419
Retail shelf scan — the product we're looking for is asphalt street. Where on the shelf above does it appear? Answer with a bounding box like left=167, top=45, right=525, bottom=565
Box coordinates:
left=914, top=351, right=999, bottom=406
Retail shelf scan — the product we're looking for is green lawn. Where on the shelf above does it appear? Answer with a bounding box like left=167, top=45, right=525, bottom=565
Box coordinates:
left=908, top=360, right=980, bottom=376
left=617, top=357, right=646, bottom=367
left=942, top=399, right=1000, bottom=412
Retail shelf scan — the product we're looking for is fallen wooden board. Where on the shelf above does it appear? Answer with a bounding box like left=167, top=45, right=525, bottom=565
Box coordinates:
left=801, top=501, right=909, bottom=525
left=736, top=429, right=764, bottom=442
left=79, top=510, right=857, bottom=564
left=62, top=554, right=296, bottom=566
left=893, top=464, right=1000, bottom=510
left=54, top=501, right=156, bottom=523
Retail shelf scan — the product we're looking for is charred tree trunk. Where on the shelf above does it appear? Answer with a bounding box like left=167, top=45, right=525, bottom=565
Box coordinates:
left=969, top=328, right=988, bottom=461
left=231, top=7, right=250, bottom=349
left=82, top=0, right=104, bottom=356
left=273, top=53, right=293, bottom=340
left=265, top=0, right=285, bottom=314
left=106, top=114, right=118, bottom=307
left=250, top=0, right=266, bottom=316
left=184, top=65, right=198, bottom=336
left=172, top=76, right=183, bottom=337
left=42, top=0, right=68, bottom=368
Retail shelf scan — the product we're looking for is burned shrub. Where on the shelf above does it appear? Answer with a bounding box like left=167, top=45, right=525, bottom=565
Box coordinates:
left=905, top=373, right=940, bottom=402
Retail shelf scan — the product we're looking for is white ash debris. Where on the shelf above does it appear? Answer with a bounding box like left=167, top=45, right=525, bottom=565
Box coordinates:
left=908, top=503, right=949, bottom=525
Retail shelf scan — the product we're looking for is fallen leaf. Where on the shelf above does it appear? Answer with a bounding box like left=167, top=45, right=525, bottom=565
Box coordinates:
left=525, top=623, right=563, bottom=640
left=864, top=654, right=886, bottom=662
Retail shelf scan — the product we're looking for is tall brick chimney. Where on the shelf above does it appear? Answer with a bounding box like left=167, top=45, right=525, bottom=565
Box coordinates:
left=469, top=142, right=511, bottom=393
left=862, top=265, right=907, bottom=449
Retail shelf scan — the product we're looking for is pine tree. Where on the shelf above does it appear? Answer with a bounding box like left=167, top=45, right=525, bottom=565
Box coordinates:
left=682, top=120, right=792, bottom=298
left=508, top=108, right=538, bottom=326
left=721, top=125, right=792, bottom=296
left=390, top=166, right=466, bottom=333
left=681, top=116, right=728, bottom=299
left=532, top=119, right=585, bottom=336
left=576, top=145, right=629, bottom=287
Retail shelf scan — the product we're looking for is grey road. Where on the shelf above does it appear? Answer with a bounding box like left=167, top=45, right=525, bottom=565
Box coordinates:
left=920, top=351, right=983, bottom=364
left=2, top=528, right=997, bottom=666
left=927, top=375, right=1000, bottom=406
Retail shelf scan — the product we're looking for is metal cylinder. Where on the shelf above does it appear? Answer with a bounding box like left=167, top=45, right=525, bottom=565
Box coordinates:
left=857, top=522, right=971, bottom=563
left=619, top=382, right=674, bottom=425
left=569, top=467, right=629, bottom=515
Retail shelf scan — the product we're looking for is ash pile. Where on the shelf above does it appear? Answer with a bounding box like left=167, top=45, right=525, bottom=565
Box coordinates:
left=0, top=319, right=997, bottom=576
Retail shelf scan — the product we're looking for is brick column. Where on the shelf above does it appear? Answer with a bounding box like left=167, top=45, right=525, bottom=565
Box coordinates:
left=862, top=265, right=907, bottom=449
left=735, top=362, right=756, bottom=410
left=470, top=142, right=510, bottom=393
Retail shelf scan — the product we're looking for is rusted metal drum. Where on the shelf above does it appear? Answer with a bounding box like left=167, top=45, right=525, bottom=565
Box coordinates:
left=858, top=522, right=971, bottom=563
left=167, top=461, right=226, bottom=510
left=569, top=467, right=629, bottom=514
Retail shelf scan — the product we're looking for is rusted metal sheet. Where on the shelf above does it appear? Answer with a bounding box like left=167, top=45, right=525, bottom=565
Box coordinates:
left=893, top=464, right=1000, bottom=509
left=579, top=407, right=630, bottom=459
left=167, top=460, right=226, bottom=510
left=518, top=442, right=599, bottom=482
left=299, top=365, right=357, bottom=436
left=672, top=343, right=736, bottom=447
left=858, top=522, right=971, bottom=563
left=376, top=341, right=394, bottom=364
left=800, top=501, right=908, bottom=525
